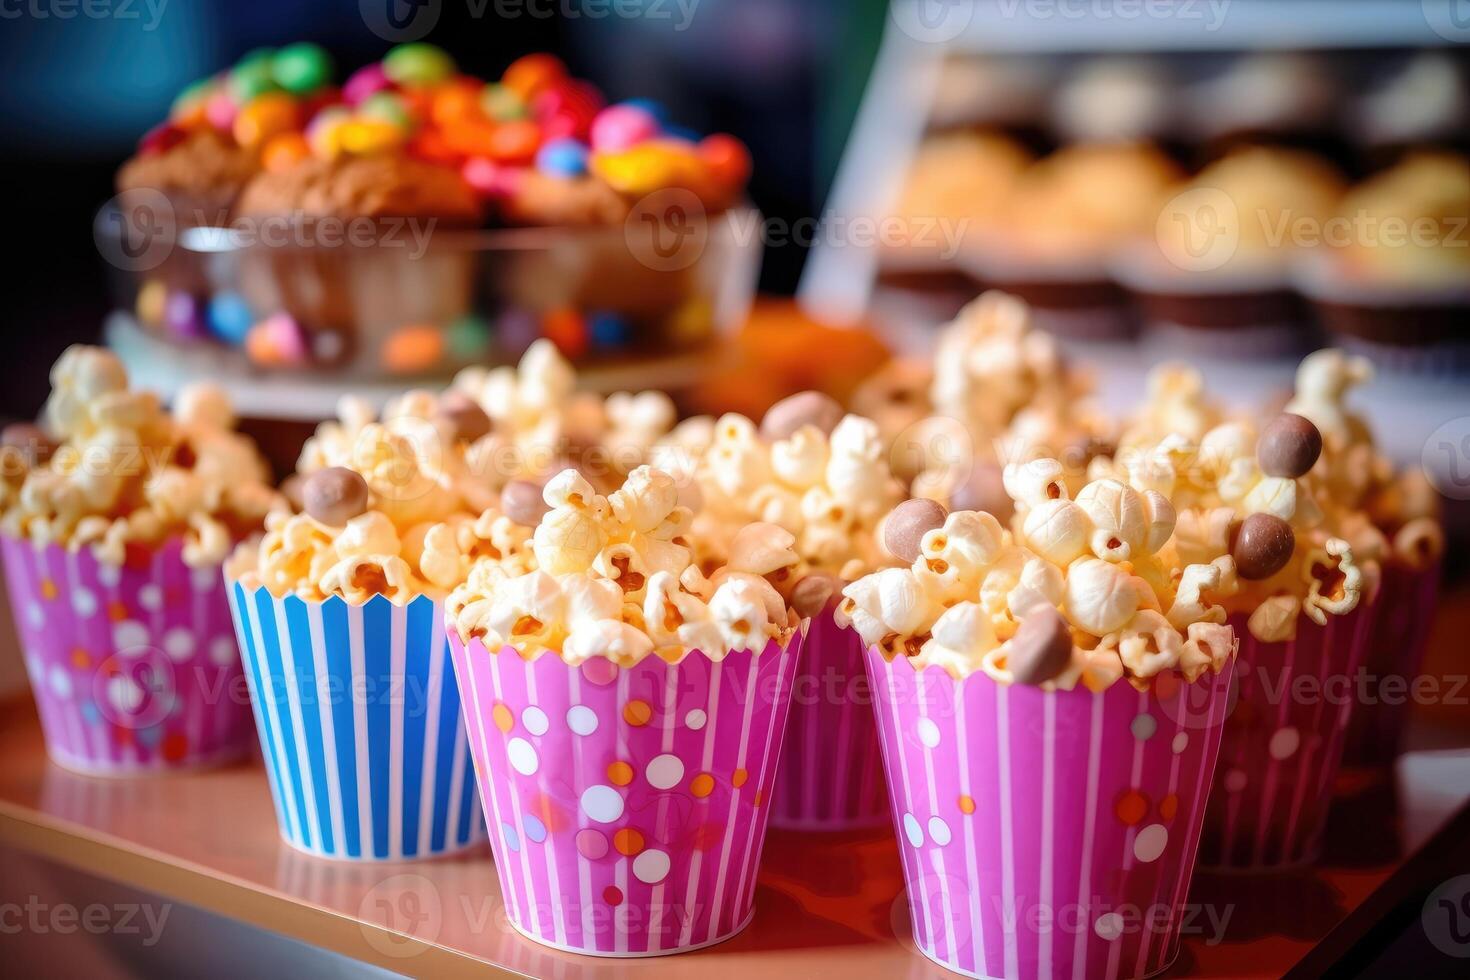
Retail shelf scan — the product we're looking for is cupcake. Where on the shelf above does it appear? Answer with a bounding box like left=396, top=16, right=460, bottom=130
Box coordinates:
left=839, top=466, right=1237, bottom=980
left=1297, top=152, right=1470, bottom=372
left=879, top=131, right=1031, bottom=311
left=1119, top=146, right=1346, bottom=356
left=1354, top=52, right=1469, bottom=154
left=116, top=45, right=339, bottom=346
left=978, top=143, right=1182, bottom=340
left=1105, top=364, right=1372, bottom=870
left=224, top=387, right=515, bottom=858
left=227, top=45, right=490, bottom=376
left=1286, top=351, right=1445, bottom=769
left=232, top=150, right=483, bottom=374
left=443, top=466, right=804, bottom=955
left=651, top=393, right=905, bottom=829
left=1187, top=53, right=1339, bottom=150
left=0, top=346, right=276, bottom=774
left=1052, top=58, right=1174, bottom=145
left=115, top=43, right=337, bottom=228
left=465, top=55, right=753, bottom=360
left=927, top=56, right=1053, bottom=132
left=908, top=292, right=1113, bottom=511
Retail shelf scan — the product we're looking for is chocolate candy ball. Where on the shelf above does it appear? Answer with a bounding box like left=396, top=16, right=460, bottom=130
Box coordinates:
left=1257, top=414, right=1323, bottom=479
left=790, top=573, right=843, bottom=619
left=1008, top=607, right=1074, bottom=686
left=1232, top=513, right=1296, bottom=580
left=437, top=390, right=492, bottom=444
left=501, top=480, right=549, bottom=527
left=1, top=422, right=57, bottom=466
left=948, top=461, right=1013, bottom=523
left=759, top=391, right=844, bottom=442
left=882, top=498, right=948, bottom=563
left=280, top=473, right=305, bottom=510
left=302, top=467, right=370, bottom=526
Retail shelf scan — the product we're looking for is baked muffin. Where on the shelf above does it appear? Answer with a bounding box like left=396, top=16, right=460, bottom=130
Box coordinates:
left=1331, top=151, right=1470, bottom=286
left=1155, top=146, right=1346, bottom=276
left=1003, top=142, right=1182, bottom=262
left=1298, top=152, right=1470, bottom=365
left=975, top=142, right=1181, bottom=339
left=232, top=153, right=482, bottom=373
left=888, top=131, right=1032, bottom=254
left=114, top=43, right=337, bottom=227
left=234, top=152, right=482, bottom=223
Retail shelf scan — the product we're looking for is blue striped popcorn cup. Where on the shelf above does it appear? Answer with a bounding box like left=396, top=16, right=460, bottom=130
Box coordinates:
left=227, top=580, right=486, bottom=860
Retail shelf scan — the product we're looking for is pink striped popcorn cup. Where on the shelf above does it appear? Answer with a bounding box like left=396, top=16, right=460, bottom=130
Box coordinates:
left=2, top=535, right=254, bottom=776
left=1342, top=561, right=1440, bottom=768
left=771, top=609, right=888, bottom=831
left=867, top=648, right=1235, bottom=980
left=1200, top=605, right=1375, bottom=870
left=449, top=627, right=804, bottom=956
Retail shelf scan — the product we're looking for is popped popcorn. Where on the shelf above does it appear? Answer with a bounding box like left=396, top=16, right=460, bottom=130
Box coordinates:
left=445, top=465, right=801, bottom=665
left=449, top=338, right=676, bottom=494
left=228, top=389, right=533, bottom=604
left=838, top=470, right=1237, bottom=690
left=1288, top=350, right=1444, bottom=570
left=0, top=346, right=277, bottom=568
left=663, top=398, right=906, bottom=589
left=1103, top=359, right=1376, bottom=643
left=907, top=292, right=1114, bottom=508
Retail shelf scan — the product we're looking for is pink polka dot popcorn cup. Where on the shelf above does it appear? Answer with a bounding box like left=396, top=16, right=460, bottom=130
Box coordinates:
left=1342, top=560, right=1440, bottom=769
left=1200, top=606, right=1375, bottom=871
left=226, top=582, right=486, bottom=861
left=866, top=648, right=1235, bottom=980
left=2, top=535, right=254, bottom=776
left=448, top=628, right=805, bottom=956
left=770, top=608, right=889, bottom=831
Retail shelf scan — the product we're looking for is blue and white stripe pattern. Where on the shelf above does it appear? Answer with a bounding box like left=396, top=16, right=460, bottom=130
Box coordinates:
left=228, top=583, right=485, bottom=860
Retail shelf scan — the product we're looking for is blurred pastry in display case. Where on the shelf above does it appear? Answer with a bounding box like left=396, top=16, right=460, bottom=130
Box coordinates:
left=1051, top=57, right=1173, bottom=144
left=1117, top=145, right=1346, bottom=355
left=1298, top=151, right=1470, bottom=373
left=231, top=152, right=483, bottom=374
left=1188, top=53, right=1339, bottom=149
left=926, top=55, right=1054, bottom=132
left=109, top=44, right=759, bottom=383
left=1354, top=52, right=1469, bottom=155
left=975, top=142, right=1181, bottom=340
left=115, top=43, right=338, bottom=228
left=878, top=130, right=1030, bottom=310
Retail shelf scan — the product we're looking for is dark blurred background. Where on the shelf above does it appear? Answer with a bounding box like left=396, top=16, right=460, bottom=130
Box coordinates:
left=0, top=0, right=887, bottom=419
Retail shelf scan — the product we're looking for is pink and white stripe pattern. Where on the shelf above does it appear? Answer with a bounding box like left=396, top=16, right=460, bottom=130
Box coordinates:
left=450, top=629, right=803, bottom=956
left=1343, top=563, right=1439, bottom=768
left=770, top=610, right=888, bottom=830
left=867, top=649, right=1234, bottom=980
left=1200, top=606, right=1374, bottom=870
left=2, top=535, right=253, bottom=775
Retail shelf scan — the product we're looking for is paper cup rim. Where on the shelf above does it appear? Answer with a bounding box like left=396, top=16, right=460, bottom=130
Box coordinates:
left=865, top=643, right=1234, bottom=697
left=1, top=531, right=192, bottom=567
left=452, top=630, right=802, bottom=671
left=226, top=576, right=444, bottom=615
